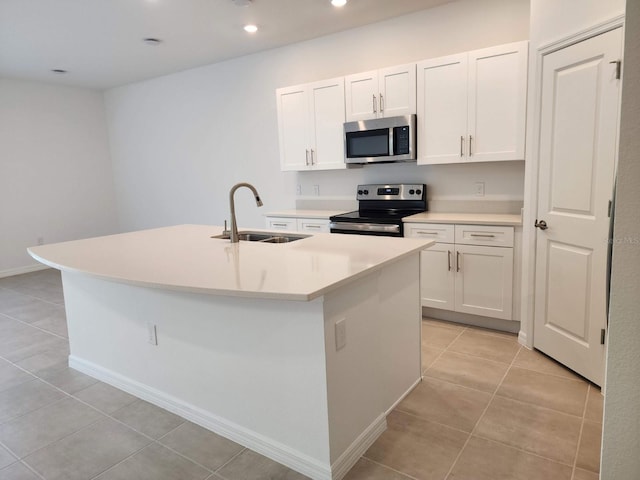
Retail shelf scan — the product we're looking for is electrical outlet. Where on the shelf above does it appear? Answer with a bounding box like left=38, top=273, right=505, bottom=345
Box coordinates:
left=335, top=318, right=346, bottom=351
left=296, top=184, right=302, bottom=195
left=474, top=182, right=485, bottom=197
left=313, top=184, right=320, bottom=196
left=37, top=236, right=44, bottom=246
left=146, top=322, right=158, bottom=345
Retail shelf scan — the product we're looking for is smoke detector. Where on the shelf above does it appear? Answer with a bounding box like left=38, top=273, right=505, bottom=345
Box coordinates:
left=232, top=0, right=252, bottom=6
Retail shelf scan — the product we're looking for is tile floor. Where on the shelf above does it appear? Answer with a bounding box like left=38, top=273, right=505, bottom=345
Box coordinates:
left=0, top=269, right=602, bottom=480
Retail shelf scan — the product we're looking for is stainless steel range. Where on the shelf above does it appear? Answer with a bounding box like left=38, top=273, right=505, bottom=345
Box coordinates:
left=329, top=184, right=427, bottom=237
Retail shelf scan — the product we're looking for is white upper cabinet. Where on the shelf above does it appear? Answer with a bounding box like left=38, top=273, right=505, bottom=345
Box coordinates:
left=276, top=77, right=346, bottom=171
left=345, top=63, right=416, bottom=121
left=417, top=41, right=528, bottom=164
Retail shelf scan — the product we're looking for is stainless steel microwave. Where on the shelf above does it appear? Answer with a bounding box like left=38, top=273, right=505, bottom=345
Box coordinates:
left=344, top=114, right=416, bottom=165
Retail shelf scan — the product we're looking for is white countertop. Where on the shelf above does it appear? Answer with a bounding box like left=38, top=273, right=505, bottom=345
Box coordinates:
left=28, top=225, right=432, bottom=302
left=403, top=212, right=522, bottom=226
left=265, top=209, right=350, bottom=219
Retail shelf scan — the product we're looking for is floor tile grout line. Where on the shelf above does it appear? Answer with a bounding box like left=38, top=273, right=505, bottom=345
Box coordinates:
left=470, top=432, right=577, bottom=469
left=507, top=362, right=588, bottom=383
left=0, top=309, right=69, bottom=342
left=392, top=407, right=477, bottom=437
left=570, top=383, right=593, bottom=479
left=18, top=459, right=47, bottom=480
left=0, top=285, right=66, bottom=308
left=489, top=388, right=588, bottom=420
left=87, top=441, right=154, bottom=480
left=212, top=447, right=248, bottom=475
left=359, top=456, right=421, bottom=480
left=443, top=343, right=523, bottom=479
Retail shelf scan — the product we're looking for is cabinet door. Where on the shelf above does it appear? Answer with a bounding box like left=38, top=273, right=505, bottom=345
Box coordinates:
left=309, top=78, right=346, bottom=170
left=467, top=41, right=528, bottom=162
left=379, top=63, right=416, bottom=118
left=417, top=53, right=468, bottom=165
left=345, top=70, right=378, bottom=121
left=454, top=245, right=513, bottom=320
left=420, top=243, right=455, bottom=310
left=276, top=85, right=311, bottom=171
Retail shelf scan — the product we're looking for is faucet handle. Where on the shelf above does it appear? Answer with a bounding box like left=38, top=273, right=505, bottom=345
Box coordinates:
left=222, top=220, right=230, bottom=237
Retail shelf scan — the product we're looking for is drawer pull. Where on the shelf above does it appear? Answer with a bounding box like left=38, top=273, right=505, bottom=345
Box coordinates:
left=272, top=223, right=289, bottom=227
left=417, top=231, right=438, bottom=235
left=305, top=225, right=322, bottom=229
left=469, top=233, right=496, bottom=238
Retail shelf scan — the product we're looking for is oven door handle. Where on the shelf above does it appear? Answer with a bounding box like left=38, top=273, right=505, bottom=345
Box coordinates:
left=329, top=222, right=400, bottom=233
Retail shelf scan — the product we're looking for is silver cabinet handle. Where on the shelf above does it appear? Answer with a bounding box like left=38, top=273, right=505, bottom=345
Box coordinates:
left=305, top=224, right=322, bottom=229
left=416, top=231, right=438, bottom=236
left=470, top=233, right=496, bottom=238
left=456, top=251, right=461, bottom=272
left=469, top=135, right=473, bottom=156
left=272, top=223, right=289, bottom=228
left=379, top=93, right=384, bottom=113
left=460, top=136, right=464, bottom=157
left=447, top=250, right=452, bottom=271
left=372, top=94, right=377, bottom=114
left=305, top=149, right=310, bottom=166
left=310, top=148, right=315, bottom=165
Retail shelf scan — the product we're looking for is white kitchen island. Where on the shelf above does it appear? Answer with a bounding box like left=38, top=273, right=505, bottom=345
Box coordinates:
left=28, top=225, right=432, bottom=480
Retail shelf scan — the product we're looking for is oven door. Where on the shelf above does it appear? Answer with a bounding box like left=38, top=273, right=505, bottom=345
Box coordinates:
left=329, top=221, right=403, bottom=237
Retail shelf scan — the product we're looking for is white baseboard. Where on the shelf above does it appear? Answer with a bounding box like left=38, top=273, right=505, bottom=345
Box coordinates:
left=518, top=330, right=529, bottom=347
left=70, top=355, right=384, bottom=480
left=0, top=264, right=49, bottom=279
left=330, top=414, right=386, bottom=480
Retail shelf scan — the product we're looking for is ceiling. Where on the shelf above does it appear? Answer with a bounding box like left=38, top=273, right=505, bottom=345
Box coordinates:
left=0, top=0, right=453, bottom=90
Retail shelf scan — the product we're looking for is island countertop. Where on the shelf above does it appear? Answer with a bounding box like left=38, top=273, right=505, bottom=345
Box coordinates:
left=28, top=224, right=433, bottom=301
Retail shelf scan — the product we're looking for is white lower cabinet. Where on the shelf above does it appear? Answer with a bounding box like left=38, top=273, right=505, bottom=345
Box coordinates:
left=406, top=223, right=514, bottom=320
left=265, top=216, right=330, bottom=233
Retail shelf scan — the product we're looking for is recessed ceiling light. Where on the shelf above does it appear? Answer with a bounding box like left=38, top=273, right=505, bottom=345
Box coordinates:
left=331, top=0, right=347, bottom=7
left=243, top=24, right=258, bottom=33
left=142, top=38, right=163, bottom=46
left=51, top=69, right=68, bottom=74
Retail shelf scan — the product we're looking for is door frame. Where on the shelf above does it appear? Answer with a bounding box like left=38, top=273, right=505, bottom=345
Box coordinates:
left=519, top=15, right=625, bottom=352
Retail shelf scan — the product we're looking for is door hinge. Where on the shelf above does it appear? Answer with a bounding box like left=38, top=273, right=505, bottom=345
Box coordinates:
left=601, top=328, right=606, bottom=345
left=608, top=200, right=612, bottom=218
left=609, top=60, right=622, bottom=80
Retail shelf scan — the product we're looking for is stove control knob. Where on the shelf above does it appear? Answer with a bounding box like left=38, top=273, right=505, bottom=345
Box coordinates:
left=416, top=189, right=422, bottom=196
left=363, top=189, right=369, bottom=195
left=409, top=189, right=415, bottom=195
left=358, top=190, right=363, bottom=195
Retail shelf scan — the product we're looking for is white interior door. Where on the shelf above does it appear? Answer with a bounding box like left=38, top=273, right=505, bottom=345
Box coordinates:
left=533, top=28, right=623, bottom=386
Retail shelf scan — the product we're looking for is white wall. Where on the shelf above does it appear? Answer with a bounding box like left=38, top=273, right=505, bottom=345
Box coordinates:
left=601, top=0, right=640, bottom=476
left=0, top=78, right=118, bottom=275
left=104, top=0, right=529, bottom=232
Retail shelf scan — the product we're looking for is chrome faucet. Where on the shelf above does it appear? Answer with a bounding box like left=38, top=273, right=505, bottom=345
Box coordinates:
left=229, top=182, right=263, bottom=243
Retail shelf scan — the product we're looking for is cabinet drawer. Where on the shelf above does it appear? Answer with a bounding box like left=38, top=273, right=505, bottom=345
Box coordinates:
left=266, top=217, right=297, bottom=231
left=404, top=223, right=454, bottom=243
left=455, top=225, right=514, bottom=247
left=297, top=218, right=330, bottom=233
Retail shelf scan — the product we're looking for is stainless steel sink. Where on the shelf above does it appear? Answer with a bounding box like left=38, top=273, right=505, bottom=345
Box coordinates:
left=212, top=231, right=309, bottom=243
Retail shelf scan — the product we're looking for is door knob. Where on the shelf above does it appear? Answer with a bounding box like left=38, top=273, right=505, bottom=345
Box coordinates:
left=534, top=219, right=548, bottom=230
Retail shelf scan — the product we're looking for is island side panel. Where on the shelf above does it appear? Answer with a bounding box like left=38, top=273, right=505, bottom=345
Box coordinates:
left=61, top=271, right=332, bottom=476
left=322, top=253, right=422, bottom=471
